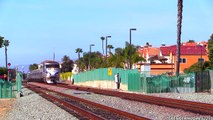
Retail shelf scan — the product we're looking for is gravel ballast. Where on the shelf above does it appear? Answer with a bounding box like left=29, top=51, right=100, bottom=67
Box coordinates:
left=4, top=88, right=78, bottom=120
left=4, top=86, right=213, bottom=120
left=64, top=89, right=213, bottom=120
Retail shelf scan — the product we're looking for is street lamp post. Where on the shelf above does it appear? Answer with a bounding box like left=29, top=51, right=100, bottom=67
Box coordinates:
left=129, top=28, right=136, bottom=69
left=89, top=44, right=95, bottom=70
left=197, top=44, right=204, bottom=71
left=7, top=63, right=11, bottom=81
left=199, top=44, right=204, bottom=91
left=22, top=66, right=25, bottom=79
left=100, top=37, right=105, bottom=56
left=105, top=36, right=111, bottom=58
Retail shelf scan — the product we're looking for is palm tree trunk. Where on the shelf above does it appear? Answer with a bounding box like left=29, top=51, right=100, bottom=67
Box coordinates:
left=176, top=0, right=183, bottom=77
left=78, top=53, right=80, bottom=72
left=102, top=40, right=104, bottom=55
left=5, top=46, right=8, bottom=68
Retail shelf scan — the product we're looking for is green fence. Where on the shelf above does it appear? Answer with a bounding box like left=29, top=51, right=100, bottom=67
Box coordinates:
left=73, top=68, right=139, bottom=84
left=195, top=71, right=211, bottom=92
left=0, top=80, right=14, bottom=98
left=72, top=68, right=196, bottom=93
left=0, top=72, right=23, bottom=98
left=16, top=72, right=23, bottom=93
left=128, top=73, right=141, bottom=91
left=129, top=72, right=195, bottom=93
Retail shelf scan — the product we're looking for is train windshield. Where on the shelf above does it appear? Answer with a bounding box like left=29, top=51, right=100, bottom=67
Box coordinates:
left=46, top=64, right=59, bottom=68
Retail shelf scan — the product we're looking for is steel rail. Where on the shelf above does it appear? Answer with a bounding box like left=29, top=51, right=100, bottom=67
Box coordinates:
left=28, top=83, right=149, bottom=120
left=55, top=83, right=213, bottom=115
left=27, top=85, right=105, bottom=120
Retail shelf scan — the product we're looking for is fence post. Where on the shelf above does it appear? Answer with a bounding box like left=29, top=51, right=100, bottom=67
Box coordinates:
left=0, top=80, right=2, bottom=98
left=3, top=80, right=7, bottom=98
left=18, top=73, right=22, bottom=92
left=9, top=81, right=13, bottom=98
left=16, top=72, right=23, bottom=97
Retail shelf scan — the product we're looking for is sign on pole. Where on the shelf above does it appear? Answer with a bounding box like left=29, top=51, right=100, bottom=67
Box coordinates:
left=108, top=67, right=112, bottom=76
left=8, top=63, right=11, bottom=67
left=7, top=63, right=11, bottom=81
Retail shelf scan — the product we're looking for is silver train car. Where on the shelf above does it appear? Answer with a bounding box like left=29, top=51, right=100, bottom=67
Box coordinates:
left=27, top=60, right=60, bottom=83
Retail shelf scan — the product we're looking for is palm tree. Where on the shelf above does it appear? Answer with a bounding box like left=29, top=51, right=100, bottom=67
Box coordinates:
left=75, top=48, right=83, bottom=72
left=107, top=44, right=114, bottom=53
left=108, top=46, right=145, bottom=69
left=0, top=36, right=4, bottom=48
left=61, top=55, right=73, bottom=72
left=3, top=40, right=10, bottom=68
left=176, top=0, right=183, bottom=77
left=100, top=37, right=105, bottom=55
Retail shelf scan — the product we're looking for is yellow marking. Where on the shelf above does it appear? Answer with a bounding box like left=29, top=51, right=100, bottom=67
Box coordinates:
left=108, top=68, right=112, bottom=76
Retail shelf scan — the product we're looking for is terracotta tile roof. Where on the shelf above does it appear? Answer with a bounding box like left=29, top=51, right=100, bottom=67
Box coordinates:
left=138, top=47, right=160, bottom=58
left=160, top=45, right=207, bottom=56
left=148, top=47, right=160, bottom=56
left=182, top=42, right=197, bottom=46
left=182, top=41, right=208, bottom=46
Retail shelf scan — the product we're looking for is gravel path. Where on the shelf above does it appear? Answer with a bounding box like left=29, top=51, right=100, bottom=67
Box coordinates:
left=149, top=92, right=213, bottom=104
left=4, top=87, right=78, bottom=120
left=3, top=86, right=213, bottom=120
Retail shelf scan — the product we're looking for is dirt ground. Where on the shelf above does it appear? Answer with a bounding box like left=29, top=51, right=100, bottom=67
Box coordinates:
left=0, top=99, right=15, bottom=120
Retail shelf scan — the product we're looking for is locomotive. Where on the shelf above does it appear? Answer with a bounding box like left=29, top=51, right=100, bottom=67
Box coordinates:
left=27, top=60, right=60, bottom=83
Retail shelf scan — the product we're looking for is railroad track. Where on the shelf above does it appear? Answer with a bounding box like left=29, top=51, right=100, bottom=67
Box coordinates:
left=53, top=83, right=213, bottom=116
left=25, top=83, right=149, bottom=120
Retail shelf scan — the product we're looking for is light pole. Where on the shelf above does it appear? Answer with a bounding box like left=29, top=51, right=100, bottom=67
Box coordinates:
left=197, top=44, right=204, bottom=71
left=100, top=36, right=105, bottom=56
left=22, top=66, right=25, bottom=79
left=129, top=28, right=136, bottom=69
left=198, top=44, right=204, bottom=91
left=89, top=44, right=95, bottom=70
left=105, top=36, right=111, bottom=58
left=7, top=63, right=11, bottom=81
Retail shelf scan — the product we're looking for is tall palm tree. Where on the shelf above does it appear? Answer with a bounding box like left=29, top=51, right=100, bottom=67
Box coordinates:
left=0, top=36, right=4, bottom=70
left=107, top=44, right=114, bottom=53
left=176, top=0, right=183, bottom=77
left=0, top=36, right=4, bottom=48
left=3, top=40, right=9, bottom=68
left=100, top=37, right=105, bottom=56
left=75, top=48, right=83, bottom=72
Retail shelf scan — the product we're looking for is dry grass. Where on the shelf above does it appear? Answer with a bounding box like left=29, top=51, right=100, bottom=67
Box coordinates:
left=0, top=99, right=15, bottom=120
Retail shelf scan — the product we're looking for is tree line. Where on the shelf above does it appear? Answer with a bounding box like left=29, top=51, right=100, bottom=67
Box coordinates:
left=75, top=34, right=213, bottom=74
left=28, top=34, right=213, bottom=74
left=75, top=41, right=145, bottom=72
left=29, top=41, right=144, bottom=73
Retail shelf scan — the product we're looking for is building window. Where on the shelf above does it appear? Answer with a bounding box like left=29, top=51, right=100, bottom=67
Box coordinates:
left=198, top=58, right=204, bottom=62
left=180, top=58, right=186, bottom=63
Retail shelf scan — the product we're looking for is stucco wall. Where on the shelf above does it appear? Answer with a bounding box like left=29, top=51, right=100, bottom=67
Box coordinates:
left=74, top=80, right=128, bottom=90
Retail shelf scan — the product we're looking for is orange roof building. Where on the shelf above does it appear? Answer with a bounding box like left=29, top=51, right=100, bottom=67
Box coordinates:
left=137, top=41, right=209, bottom=75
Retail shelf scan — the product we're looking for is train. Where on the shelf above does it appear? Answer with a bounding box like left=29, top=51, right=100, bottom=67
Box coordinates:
left=27, top=60, right=60, bottom=84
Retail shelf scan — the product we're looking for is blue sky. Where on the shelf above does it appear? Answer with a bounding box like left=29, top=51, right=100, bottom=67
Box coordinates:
left=0, top=0, right=213, bottom=70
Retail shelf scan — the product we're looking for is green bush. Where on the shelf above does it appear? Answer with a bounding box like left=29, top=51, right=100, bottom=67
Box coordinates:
left=0, top=67, right=7, bottom=75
